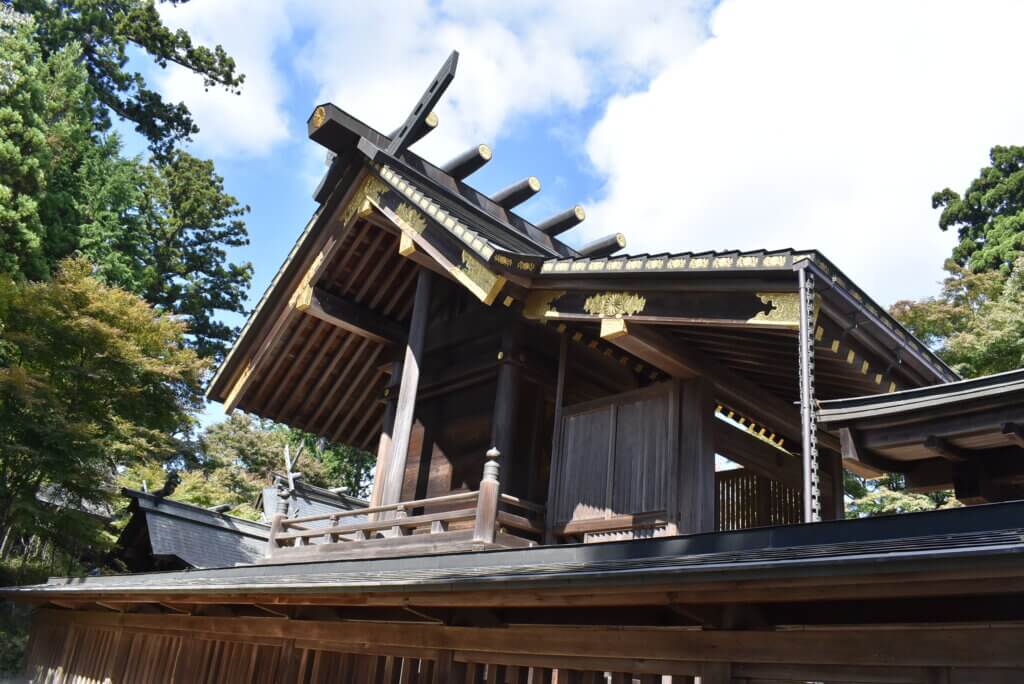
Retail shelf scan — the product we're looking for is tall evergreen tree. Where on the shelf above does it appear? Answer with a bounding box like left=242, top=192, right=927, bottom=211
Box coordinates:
left=934, top=145, right=1024, bottom=276
left=7, top=0, right=244, bottom=158
left=0, top=8, right=251, bottom=359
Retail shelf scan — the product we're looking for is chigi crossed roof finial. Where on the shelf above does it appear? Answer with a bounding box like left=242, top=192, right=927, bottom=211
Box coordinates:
left=374, top=49, right=606, bottom=249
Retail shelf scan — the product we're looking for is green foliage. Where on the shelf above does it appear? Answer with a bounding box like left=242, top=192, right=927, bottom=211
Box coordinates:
left=934, top=145, right=1024, bottom=276
left=0, top=9, right=252, bottom=359
left=287, top=429, right=375, bottom=498
left=845, top=473, right=960, bottom=518
left=892, top=145, right=1024, bottom=378
left=9, top=0, right=244, bottom=158
left=892, top=257, right=1024, bottom=377
left=942, top=258, right=1024, bottom=377
left=0, top=256, right=206, bottom=546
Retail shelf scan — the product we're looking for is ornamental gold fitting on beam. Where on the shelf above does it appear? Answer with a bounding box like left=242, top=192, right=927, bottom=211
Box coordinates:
left=583, top=292, right=646, bottom=318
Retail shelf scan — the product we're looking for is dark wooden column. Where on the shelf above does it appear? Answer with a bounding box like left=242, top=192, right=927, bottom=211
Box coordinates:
left=369, top=361, right=402, bottom=510
left=491, top=328, right=521, bottom=495
left=677, top=378, right=716, bottom=534
left=380, top=269, right=433, bottom=507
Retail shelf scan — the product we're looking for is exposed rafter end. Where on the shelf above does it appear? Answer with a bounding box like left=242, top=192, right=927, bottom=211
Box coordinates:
left=578, top=233, right=626, bottom=258
left=600, top=318, right=629, bottom=341
left=924, top=435, right=967, bottom=462
left=442, top=144, right=492, bottom=181
left=1003, top=422, right=1024, bottom=449
left=839, top=427, right=901, bottom=479
left=398, top=233, right=416, bottom=257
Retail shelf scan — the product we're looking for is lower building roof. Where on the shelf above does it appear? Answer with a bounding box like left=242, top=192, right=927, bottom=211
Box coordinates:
left=8, top=500, right=1024, bottom=599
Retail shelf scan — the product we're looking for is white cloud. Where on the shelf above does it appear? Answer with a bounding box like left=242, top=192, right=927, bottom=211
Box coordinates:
left=154, top=0, right=293, bottom=157
left=584, top=0, right=1024, bottom=304
left=291, top=0, right=708, bottom=162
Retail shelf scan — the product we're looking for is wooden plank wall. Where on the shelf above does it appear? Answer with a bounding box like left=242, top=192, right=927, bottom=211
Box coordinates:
left=715, top=468, right=801, bottom=531
left=22, top=610, right=1024, bottom=684
left=22, top=619, right=711, bottom=683
left=551, top=384, right=675, bottom=528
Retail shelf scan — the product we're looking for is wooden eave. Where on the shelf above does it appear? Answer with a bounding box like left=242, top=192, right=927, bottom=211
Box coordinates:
left=9, top=500, right=1024, bottom=605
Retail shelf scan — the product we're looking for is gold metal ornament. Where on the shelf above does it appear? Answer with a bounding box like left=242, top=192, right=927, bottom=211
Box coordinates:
left=583, top=292, right=646, bottom=318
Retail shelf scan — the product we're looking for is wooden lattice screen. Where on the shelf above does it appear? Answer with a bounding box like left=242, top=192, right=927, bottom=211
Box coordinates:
left=715, top=468, right=801, bottom=531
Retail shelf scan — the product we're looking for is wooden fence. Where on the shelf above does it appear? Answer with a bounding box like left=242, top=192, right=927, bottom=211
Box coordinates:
left=715, top=468, right=801, bottom=531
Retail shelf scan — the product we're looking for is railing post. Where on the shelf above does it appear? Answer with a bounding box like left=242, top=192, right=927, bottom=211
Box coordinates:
left=473, top=448, right=501, bottom=544
left=266, top=513, right=284, bottom=558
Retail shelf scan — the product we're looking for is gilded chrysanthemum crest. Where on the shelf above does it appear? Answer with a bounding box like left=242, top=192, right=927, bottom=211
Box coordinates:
left=583, top=292, right=646, bottom=318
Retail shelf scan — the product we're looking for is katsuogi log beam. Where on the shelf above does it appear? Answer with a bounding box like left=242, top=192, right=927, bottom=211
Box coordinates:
left=492, top=177, right=541, bottom=210
left=578, top=233, right=626, bottom=258
left=442, top=144, right=492, bottom=181
left=389, top=111, right=438, bottom=148
left=537, top=205, right=586, bottom=237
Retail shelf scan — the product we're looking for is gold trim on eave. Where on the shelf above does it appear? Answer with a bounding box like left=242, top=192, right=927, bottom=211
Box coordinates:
left=456, top=250, right=505, bottom=305
left=747, top=292, right=812, bottom=328
left=523, top=290, right=566, bottom=319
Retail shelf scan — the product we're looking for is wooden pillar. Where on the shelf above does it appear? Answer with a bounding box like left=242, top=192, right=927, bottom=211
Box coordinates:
left=826, top=449, right=846, bottom=520
left=370, top=361, right=402, bottom=511
left=492, top=328, right=521, bottom=495
left=677, top=378, right=716, bottom=534
left=380, top=269, right=433, bottom=507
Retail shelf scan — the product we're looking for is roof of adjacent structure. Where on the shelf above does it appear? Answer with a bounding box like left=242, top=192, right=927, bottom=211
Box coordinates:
left=819, top=367, right=1024, bottom=425
left=119, top=490, right=270, bottom=569
left=10, top=500, right=1024, bottom=598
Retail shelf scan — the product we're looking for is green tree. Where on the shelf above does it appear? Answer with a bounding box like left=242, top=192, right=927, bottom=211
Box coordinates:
left=8, top=0, right=244, bottom=158
left=934, top=145, right=1024, bottom=276
left=942, top=257, right=1024, bottom=376
left=0, top=10, right=252, bottom=359
left=0, top=257, right=206, bottom=552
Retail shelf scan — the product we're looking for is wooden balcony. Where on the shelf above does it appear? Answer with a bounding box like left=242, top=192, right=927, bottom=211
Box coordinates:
left=264, top=449, right=545, bottom=563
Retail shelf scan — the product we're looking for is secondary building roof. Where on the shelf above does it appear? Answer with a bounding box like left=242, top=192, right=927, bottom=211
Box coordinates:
left=14, top=499, right=1024, bottom=600
left=818, top=369, right=1024, bottom=496
left=117, top=489, right=270, bottom=571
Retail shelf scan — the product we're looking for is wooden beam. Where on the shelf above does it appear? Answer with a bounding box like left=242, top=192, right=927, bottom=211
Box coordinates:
left=1003, top=423, right=1024, bottom=449
left=297, top=286, right=405, bottom=346
left=388, top=51, right=458, bottom=155
left=601, top=320, right=839, bottom=452
left=33, top=610, right=1024, bottom=669
left=924, top=436, right=967, bottom=462
left=839, top=427, right=899, bottom=478
left=380, top=270, right=433, bottom=507
left=373, top=199, right=506, bottom=305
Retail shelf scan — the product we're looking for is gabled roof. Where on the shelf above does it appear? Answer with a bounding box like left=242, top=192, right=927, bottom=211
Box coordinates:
left=118, top=490, right=270, bottom=569
left=205, top=55, right=956, bottom=450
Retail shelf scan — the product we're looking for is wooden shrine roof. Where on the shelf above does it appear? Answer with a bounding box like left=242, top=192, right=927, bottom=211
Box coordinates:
left=118, top=490, right=271, bottom=570
left=206, top=53, right=956, bottom=451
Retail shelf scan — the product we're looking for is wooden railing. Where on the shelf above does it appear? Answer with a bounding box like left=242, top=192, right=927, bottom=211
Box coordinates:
left=266, top=448, right=545, bottom=560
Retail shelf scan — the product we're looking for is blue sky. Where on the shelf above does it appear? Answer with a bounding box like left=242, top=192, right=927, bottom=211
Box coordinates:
left=136, top=1, right=1024, bottom=424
